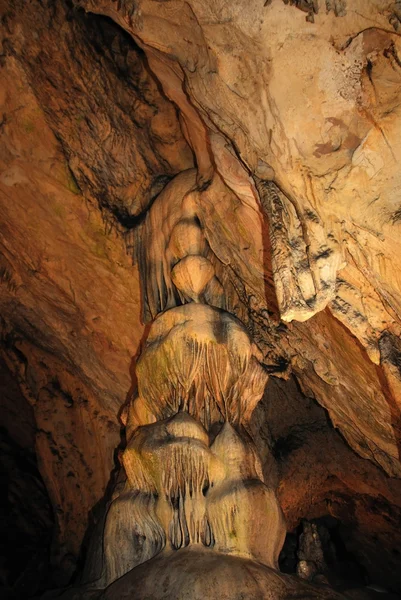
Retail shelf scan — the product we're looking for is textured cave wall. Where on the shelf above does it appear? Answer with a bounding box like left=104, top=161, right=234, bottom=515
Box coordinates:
left=0, top=0, right=192, bottom=578
left=0, top=0, right=401, bottom=595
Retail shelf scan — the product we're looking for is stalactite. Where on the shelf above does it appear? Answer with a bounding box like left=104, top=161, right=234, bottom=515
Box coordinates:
left=135, top=304, right=268, bottom=429
left=71, top=167, right=348, bottom=599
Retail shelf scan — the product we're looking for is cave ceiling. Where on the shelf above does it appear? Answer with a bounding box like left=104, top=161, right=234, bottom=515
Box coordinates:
left=1, top=0, right=401, bottom=593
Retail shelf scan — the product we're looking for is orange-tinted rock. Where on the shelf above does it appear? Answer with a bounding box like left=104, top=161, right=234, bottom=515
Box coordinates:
left=78, top=0, right=401, bottom=477
left=1, top=0, right=401, bottom=593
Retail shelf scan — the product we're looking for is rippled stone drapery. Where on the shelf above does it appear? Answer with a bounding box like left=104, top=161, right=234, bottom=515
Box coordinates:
left=70, top=172, right=347, bottom=600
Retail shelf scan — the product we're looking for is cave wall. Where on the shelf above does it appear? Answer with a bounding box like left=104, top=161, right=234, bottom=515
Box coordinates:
left=0, top=0, right=401, bottom=594
left=0, top=0, right=190, bottom=569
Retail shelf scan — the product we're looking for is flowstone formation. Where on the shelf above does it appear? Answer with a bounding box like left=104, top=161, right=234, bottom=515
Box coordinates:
left=72, top=173, right=346, bottom=600
left=2, top=1, right=401, bottom=595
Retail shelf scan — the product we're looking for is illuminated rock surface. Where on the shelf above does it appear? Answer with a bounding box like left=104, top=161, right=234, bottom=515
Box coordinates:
left=0, top=0, right=401, bottom=597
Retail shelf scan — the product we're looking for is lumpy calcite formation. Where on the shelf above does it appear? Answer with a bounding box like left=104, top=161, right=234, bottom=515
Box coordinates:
left=1, top=1, right=401, bottom=596
left=69, top=173, right=345, bottom=600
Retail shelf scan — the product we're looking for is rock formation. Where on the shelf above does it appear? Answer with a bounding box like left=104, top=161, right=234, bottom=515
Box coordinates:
left=67, top=169, right=346, bottom=600
left=75, top=0, right=401, bottom=479
left=1, top=0, right=401, bottom=598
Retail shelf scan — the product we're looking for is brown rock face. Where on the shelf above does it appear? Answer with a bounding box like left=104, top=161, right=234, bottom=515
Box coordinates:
left=0, top=0, right=401, bottom=596
left=0, top=0, right=191, bottom=580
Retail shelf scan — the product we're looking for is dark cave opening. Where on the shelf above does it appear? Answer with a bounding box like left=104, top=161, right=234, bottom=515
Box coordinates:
left=252, top=376, right=401, bottom=596
left=0, top=428, right=54, bottom=599
left=279, top=516, right=367, bottom=587
left=0, top=357, right=55, bottom=599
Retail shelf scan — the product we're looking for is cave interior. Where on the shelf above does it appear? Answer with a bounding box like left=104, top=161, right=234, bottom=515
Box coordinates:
left=1, top=1, right=401, bottom=599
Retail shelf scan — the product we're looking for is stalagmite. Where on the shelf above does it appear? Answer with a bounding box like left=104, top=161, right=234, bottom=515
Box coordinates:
left=3, top=1, right=401, bottom=596
left=65, top=169, right=348, bottom=600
